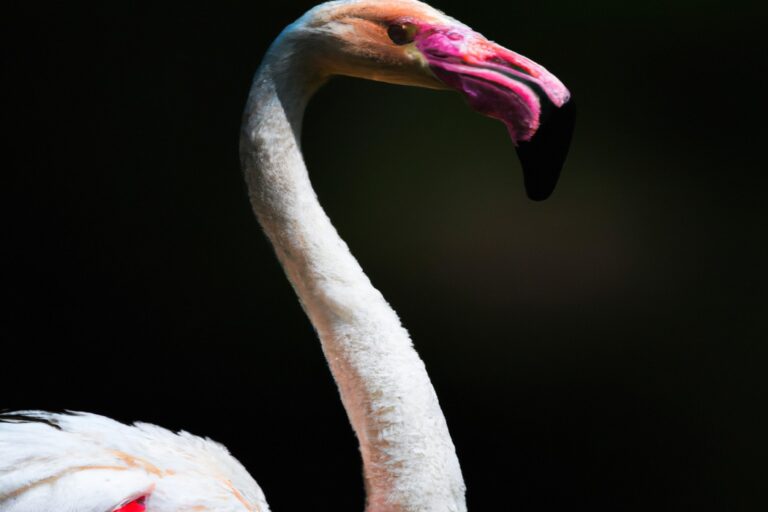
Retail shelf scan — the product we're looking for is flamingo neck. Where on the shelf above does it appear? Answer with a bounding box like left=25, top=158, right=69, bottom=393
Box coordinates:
left=240, top=35, right=466, bottom=512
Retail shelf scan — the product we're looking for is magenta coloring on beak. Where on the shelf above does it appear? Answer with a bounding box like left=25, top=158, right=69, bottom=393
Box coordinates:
left=413, top=25, right=575, bottom=200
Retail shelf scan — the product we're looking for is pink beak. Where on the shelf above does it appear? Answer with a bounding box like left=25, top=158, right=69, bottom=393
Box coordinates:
left=414, top=25, right=575, bottom=200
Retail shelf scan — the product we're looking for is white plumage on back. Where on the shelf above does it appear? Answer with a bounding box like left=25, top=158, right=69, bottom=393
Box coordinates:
left=0, top=412, right=269, bottom=512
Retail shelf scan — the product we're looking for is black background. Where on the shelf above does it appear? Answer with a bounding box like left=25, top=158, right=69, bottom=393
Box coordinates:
left=4, top=1, right=767, bottom=510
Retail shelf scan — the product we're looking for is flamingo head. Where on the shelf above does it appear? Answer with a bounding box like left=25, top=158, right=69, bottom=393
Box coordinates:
left=295, top=0, right=575, bottom=200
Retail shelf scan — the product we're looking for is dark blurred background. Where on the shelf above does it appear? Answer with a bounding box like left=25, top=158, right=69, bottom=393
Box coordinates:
left=3, top=1, right=766, bottom=510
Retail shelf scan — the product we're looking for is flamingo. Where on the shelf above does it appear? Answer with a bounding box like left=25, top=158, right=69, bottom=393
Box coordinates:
left=0, top=1, right=573, bottom=511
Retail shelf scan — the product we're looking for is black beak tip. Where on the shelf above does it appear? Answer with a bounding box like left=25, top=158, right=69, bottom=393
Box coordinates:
left=515, top=98, right=576, bottom=201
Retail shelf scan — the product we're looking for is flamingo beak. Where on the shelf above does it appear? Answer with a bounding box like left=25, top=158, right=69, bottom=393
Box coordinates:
left=414, top=26, right=575, bottom=201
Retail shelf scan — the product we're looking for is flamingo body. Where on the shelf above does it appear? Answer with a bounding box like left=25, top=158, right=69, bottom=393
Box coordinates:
left=0, top=412, right=268, bottom=511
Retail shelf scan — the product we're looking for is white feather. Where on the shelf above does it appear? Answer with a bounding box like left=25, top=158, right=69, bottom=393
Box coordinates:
left=0, top=412, right=269, bottom=512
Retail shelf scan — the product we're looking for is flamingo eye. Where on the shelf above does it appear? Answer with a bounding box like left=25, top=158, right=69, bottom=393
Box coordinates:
left=387, top=23, right=417, bottom=45
left=113, top=496, right=146, bottom=512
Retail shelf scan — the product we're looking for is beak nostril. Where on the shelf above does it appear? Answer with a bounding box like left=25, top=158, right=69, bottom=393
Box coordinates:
left=488, top=56, right=531, bottom=77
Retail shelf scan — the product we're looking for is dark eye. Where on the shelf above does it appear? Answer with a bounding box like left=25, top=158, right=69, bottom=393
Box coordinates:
left=387, top=23, right=417, bottom=45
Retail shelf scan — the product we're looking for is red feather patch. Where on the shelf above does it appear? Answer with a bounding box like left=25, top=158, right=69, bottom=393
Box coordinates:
left=114, top=496, right=146, bottom=512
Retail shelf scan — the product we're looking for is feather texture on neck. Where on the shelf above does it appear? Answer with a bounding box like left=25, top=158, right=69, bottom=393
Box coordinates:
left=240, top=20, right=466, bottom=512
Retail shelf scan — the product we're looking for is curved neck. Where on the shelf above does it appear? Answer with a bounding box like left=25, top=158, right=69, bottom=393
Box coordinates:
left=240, top=36, right=466, bottom=512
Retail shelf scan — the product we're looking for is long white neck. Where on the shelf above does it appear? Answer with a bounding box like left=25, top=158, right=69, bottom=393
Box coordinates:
left=240, top=33, right=466, bottom=512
